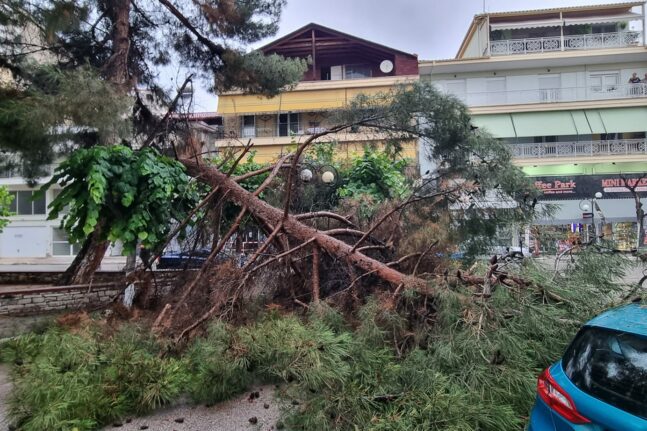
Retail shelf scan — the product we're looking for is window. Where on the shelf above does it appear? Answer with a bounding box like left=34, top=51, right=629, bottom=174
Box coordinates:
left=485, top=77, right=506, bottom=105
left=8, top=190, right=46, bottom=215
left=538, top=74, right=561, bottom=102
left=344, top=65, right=372, bottom=80
left=307, top=121, right=325, bottom=134
left=278, top=113, right=300, bottom=137
left=52, top=228, right=81, bottom=256
left=563, top=326, right=647, bottom=419
left=321, top=66, right=331, bottom=80
left=444, top=79, right=466, bottom=101
left=241, top=115, right=255, bottom=138
left=589, top=72, right=619, bottom=93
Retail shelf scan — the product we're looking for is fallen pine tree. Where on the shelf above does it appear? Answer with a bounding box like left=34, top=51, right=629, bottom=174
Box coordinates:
left=2, top=249, right=638, bottom=431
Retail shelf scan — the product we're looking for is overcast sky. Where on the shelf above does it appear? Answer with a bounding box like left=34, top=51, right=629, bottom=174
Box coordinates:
left=189, top=0, right=636, bottom=111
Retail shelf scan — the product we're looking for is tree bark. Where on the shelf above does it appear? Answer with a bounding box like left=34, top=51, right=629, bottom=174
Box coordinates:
left=60, top=221, right=110, bottom=285
left=180, top=156, right=427, bottom=290
left=63, top=0, right=132, bottom=285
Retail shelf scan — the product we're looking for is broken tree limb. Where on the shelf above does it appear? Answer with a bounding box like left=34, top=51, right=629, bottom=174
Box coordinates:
left=312, top=245, right=320, bottom=303
left=295, top=211, right=357, bottom=228
left=232, top=160, right=293, bottom=183
left=226, top=139, right=253, bottom=176
left=242, top=221, right=283, bottom=270
left=412, top=240, right=439, bottom=276
left=248, top=238, right=316, bottom=274
left=179, top=156, right=426, bottom=289
left=164, top=206, right=248, bottom=327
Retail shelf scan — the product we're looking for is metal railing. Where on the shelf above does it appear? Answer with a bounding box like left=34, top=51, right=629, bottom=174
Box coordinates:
left=446, top=83, right=647, bottom=107
left=510, top=138, right=647, bottom=159
left=239, top=126, right=307, bottom=139
left=490, top=31, right=642, bottom=56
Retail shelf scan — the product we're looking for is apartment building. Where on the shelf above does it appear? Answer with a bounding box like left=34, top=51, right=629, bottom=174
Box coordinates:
left=213, top=23, right=419, bottom=163
left=422, top=2, right=647, bottom=251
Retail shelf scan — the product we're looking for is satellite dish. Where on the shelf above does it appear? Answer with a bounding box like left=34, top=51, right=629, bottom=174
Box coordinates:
left=380, top=59, right=394, bottom=74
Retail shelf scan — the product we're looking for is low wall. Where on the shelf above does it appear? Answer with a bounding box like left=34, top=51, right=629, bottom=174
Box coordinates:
left=0, top=271, right=121, bottom=285
left=0, top=270, right=192, bottom=316
left=0, top=284, right=123, bottom=316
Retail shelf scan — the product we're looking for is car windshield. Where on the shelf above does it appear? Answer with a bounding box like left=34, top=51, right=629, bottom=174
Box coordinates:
left=563, top=326, right=647, bottom=420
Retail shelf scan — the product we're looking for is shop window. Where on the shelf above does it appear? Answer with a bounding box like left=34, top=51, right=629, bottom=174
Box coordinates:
left=8, top=190, right=46, bottom=215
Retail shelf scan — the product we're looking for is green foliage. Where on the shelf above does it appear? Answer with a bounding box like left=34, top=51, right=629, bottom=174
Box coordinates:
left=211, top=151, right=269, bottom=194
left=185, top=321, right=254, bottom=404
left=6, top=252, right=629, bottom=431
left=0, top=185, right=13, bottom=232
left=5, top=325, right=186, bottom=431
left=218, top=51, right=309, bottom=96
left=43, top=145, right=199, bottom=254
left=337, top=146, right=410, bottom=200
left=238, top=314, right=353, bottom=390
left=282, top=251, right=630, bottom=431
left=0, top=65, right=131, bottom=180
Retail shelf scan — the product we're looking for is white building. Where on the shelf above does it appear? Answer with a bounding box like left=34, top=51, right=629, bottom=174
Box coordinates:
left=421, top=1, right=647, bottom=252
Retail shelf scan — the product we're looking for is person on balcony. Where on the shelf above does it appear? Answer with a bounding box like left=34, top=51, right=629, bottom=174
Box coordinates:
left=629, top=73, right=642, bottom=96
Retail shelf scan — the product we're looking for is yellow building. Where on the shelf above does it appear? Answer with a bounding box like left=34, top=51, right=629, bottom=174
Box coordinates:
left=213, top=23, right=420, bottom=163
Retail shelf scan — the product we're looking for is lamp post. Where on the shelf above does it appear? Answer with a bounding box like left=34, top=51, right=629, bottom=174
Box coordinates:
left=579, top=191, right=603, bottom=243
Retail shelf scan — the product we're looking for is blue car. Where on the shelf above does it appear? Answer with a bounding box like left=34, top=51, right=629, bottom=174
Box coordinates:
left=529, top=303, right=647, bottom=430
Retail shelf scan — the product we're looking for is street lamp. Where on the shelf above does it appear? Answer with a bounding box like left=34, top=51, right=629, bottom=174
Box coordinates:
left=579, top=192, right=604, bottom=243
left=299, top=164, right=338, bottom=186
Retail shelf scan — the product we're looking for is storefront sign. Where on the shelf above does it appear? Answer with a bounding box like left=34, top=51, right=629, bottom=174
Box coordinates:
left=532, top=174, right=647, bottom=200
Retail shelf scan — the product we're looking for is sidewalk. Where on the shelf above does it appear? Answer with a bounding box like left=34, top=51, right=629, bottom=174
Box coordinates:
left=0, top=256, right=127, bottom=272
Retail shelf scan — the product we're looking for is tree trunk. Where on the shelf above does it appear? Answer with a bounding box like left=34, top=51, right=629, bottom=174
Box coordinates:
left=104, top=0, right=132, bottom=88
left=180, top=157, right=426, bottom=290
left=63, top=0, right=132, bottom=285
left=61, top=221, right=110, bottom=285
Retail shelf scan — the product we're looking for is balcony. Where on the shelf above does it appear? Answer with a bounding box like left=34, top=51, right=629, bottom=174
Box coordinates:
left=449, top=83, right=647, bottom=108
left=510, top=138, right=647, bottom=159
left=490, top=31, right=642, bottom=56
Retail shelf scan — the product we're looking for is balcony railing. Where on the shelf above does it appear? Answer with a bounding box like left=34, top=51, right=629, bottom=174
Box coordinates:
left=510, top=138, right=647, bottom=159
left=490, top=31, right=642, bottom=56
left=447, top=83, right=647, bottom=107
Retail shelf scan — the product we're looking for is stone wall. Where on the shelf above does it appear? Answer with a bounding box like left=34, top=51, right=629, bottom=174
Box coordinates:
left=0, top=270, right=192, bottom=316
left=0, top=284, right=122, bottom=316
left=0, top=271, right=121, bottom=285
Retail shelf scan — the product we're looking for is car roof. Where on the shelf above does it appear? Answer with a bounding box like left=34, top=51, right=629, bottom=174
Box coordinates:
left=585, top=303, right=647, bottom=336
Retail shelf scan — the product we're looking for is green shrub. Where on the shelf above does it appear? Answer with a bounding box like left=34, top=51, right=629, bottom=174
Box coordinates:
left=6, top=325, right=186, bottom=431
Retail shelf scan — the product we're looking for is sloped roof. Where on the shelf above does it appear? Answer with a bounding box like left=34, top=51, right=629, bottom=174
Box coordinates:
left=259, top=22, right=417, bottom=59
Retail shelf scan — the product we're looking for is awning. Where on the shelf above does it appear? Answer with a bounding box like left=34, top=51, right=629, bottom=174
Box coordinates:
left=470, top=114, right=516, bottom=138
left=597, top=107, right=647, bottom=133
left=564, top=12, right=642, bottom=26
left=570, top=110, right=591, bottom=135
left=511, top=112, right=578, bottom=137
left=584, top=110, right=606, bottom=134
left=490, top=18, right=563, bottom=31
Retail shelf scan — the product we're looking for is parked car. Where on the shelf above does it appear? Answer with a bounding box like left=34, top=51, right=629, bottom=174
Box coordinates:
left=528, top=303, right=647, bottom=430
left=156, top=248, right=211, bottom=269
